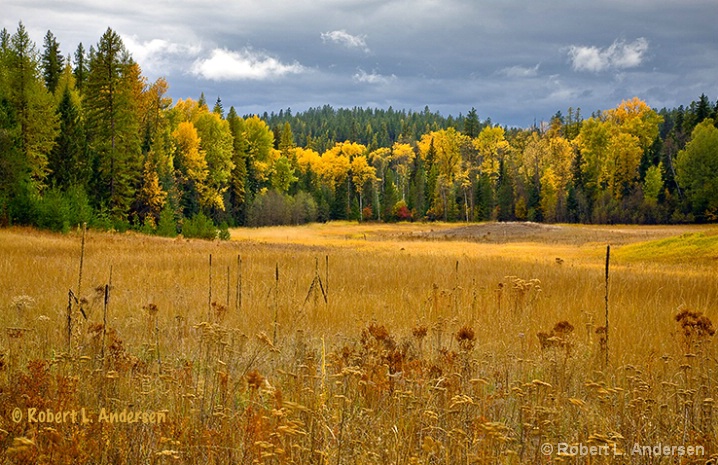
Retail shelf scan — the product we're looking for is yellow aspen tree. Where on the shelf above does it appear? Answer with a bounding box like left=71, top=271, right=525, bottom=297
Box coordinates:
left=391, top=142, right=415, bottom=200
left=294, top=147, right=323, bottom=177
left=319, top=146, right=351, bottom=192
left=474, top=126, right=510, bottom=184
left=350, top=156, right=377, bottom=220
left=539, top=167, right=559, bottom=222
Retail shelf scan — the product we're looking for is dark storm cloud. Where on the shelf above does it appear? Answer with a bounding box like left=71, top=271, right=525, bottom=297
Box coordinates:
left=3, top=0, right=716, bottom=127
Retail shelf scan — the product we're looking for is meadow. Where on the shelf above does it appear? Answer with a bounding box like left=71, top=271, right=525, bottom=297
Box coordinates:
left=0, top=222, right=717, bottom=464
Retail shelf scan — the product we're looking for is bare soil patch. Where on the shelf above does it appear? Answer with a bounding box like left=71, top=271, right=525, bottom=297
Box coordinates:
left=414, top=221, right=710, bottom=245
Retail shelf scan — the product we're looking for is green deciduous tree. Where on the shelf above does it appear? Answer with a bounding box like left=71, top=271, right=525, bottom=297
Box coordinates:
left=676, top=120, right=718, bottom=220
left=194, top=111, right=235, bottom=213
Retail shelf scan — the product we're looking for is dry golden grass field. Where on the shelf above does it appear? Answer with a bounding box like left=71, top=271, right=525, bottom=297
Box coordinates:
left=1, top=221, right=717, bottom=464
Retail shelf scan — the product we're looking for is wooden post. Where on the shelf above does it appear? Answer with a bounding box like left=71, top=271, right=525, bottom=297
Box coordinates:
left=604, top=244, right=611, bottom=367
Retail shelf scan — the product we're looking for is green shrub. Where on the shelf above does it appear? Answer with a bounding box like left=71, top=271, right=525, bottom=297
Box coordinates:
left=156, top=204, right=178, bottom=238
left=218, top=222, right=231, bottom=241
left=33, top=186, right=94, bottom=233
left=182, top=212, right=217, bottom=240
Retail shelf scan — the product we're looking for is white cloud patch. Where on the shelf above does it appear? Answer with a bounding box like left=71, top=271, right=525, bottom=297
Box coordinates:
left=568, top=38, right=649, bottom=72
left=500, top=63, right=540, bottom=78
left=123, top=35, right=202, bottom=74
left=321, top=30, right=370, bottom=53
left=353, top=69, right=396, bottom=85
left=191, top=48, right=305, bottom=81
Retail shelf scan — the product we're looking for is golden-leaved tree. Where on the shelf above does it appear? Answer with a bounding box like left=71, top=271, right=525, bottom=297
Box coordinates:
left=350, top=155, right=377, bottom=219
left=578, top=98, right=662, bottom=200
left=173, top=121, right=209, bottom=213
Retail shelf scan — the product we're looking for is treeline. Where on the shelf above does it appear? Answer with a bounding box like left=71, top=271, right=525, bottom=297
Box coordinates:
left=262, top=105, right=477, bottom=154
left=2, top=23, right=718, bottom=236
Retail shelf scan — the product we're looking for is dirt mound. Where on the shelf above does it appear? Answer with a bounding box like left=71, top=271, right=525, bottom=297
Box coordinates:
left=422, top=222, right=565, bottom=242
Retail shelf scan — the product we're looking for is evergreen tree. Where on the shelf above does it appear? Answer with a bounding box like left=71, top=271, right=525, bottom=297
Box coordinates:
left=496, top=158, right=515, bottom=221
left=73, top=43, right=87, bottom=92
left=213, top=96, right=224, bottom=118
left=48, top=83, right=88, bottom=190
left=463, top=107, right=480, bottom=138
left=0, top=89, right=23, bottom=225
left=227, top=107, right=249, bottom=224
left=408, top=150, right=427, bottom=217
left=7, top=23, right=59, bottom=193
left=41, top=30, right=64, bottom=93
left=279, top=121, right=295, bottom=158
left=84, top=28, right=142, bottom=220
left=424, top=138, right=438, bottom=217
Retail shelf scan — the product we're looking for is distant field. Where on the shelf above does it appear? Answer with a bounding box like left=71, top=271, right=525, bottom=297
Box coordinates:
left=0, top=222, right=716, bottom=464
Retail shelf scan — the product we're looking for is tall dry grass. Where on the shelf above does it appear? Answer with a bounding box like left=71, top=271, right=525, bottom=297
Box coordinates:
left=0, top=224, right=716, bottom=464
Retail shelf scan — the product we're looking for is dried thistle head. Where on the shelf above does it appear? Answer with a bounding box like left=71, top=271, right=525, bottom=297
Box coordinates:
left=87, top=322, right=104, bottom=339
left=6, top=328, right=27, bottom=339
left=246, top=369, right=265, bottom=390
left=455, top=325, right=476, bottom=351
left=553, top=320, right=574, bottom=336
left=211, top=301, right=227, bottom=322
left=675, top=308, right=715, bottom=350
left=538, top=320, right=575, bottom=352
left=412, top=325, right=428, bottom=339
left=143, top=303, right=159, bottom=315
left=368, top=323, right=390, bottom=342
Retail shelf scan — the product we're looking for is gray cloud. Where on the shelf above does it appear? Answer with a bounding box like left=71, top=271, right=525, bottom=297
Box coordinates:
left=2, top=0, right=717, bottom=127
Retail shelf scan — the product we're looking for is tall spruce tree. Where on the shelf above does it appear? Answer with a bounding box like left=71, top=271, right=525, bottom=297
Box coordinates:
left=227, top=106, right=249, bottom=224
left=48, top=82, right=87, bottom=190
left=463, top=107, right=480, bottom=138
left=73, top=43, right=87, bottom=92
left=84, top=28, right=142, bottom=220
left=41, top=30, right=64, bottom=93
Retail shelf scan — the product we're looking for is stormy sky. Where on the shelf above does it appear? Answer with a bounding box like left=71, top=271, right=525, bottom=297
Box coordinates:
left=3, top=0, right=717, bottom=127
